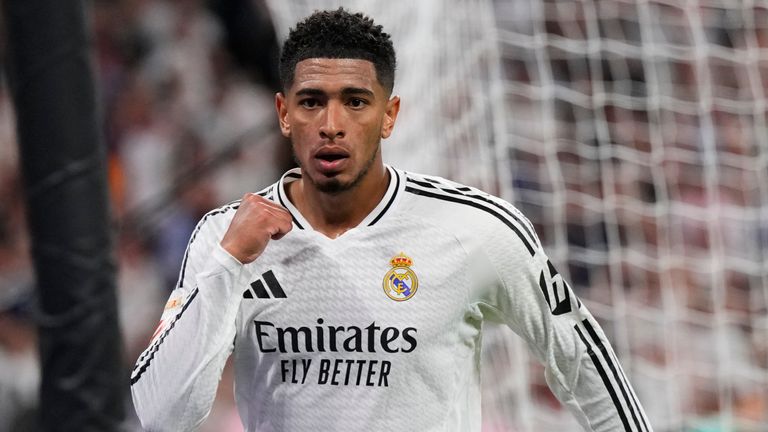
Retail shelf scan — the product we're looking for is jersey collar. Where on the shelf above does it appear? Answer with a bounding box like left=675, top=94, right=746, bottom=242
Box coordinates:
left=275, top=165, right=405, bottom=231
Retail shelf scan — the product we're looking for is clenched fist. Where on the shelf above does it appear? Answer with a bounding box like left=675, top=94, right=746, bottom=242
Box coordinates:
left=220, top=193, right=293, bottom=264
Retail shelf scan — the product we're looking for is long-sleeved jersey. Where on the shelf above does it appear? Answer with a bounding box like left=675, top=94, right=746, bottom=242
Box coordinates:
left=131, top=165, right=652, bottom=432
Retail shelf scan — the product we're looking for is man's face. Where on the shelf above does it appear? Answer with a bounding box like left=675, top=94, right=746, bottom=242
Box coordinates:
left=275, top=58, right=400, bottom=194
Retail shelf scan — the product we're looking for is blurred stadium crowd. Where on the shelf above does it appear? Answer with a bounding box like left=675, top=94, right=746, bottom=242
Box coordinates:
left=0, top=1, right=767, bottom=431
left=0, top=1, right=287, bottom=430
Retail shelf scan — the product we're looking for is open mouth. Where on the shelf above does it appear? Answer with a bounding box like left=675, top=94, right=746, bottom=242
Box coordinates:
left=317, top=153, right=347, bottom=162
left=314, top=148, right=350, bottom=172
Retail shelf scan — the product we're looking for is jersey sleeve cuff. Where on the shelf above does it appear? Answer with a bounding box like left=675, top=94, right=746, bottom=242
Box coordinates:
left=204, top=244, right=255, bottom=293
left=211, top=243, right=246, bottom=273
left=198, top=244, right=254, bottom=307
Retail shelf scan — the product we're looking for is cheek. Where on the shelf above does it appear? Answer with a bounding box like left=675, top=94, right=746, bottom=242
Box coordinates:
left=288, top=130, right=313, bottom=161
left=288, top=121, right=314, bottom=144
left=291, top=137, right=311, bottom=158
left=368, top=118, right=386, bottom=142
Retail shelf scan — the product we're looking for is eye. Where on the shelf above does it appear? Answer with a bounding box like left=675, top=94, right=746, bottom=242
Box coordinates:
left=347, top=98, right=367, bottom=109
left=299, top=98, right=320, bottom=109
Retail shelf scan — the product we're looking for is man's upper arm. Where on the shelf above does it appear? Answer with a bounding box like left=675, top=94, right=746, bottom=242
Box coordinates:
left=478, top=217, right=652, bottom=432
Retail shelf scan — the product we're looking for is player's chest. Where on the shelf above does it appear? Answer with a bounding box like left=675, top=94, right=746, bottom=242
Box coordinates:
left=235, top=224, right=472, bottom=338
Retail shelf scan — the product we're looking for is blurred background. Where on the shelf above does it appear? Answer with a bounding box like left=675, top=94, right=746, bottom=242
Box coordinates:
left=0, top=0, right=766, bottom=431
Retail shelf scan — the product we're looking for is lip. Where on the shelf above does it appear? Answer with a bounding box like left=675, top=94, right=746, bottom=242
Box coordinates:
left=313, top=146, right=350, bottom=175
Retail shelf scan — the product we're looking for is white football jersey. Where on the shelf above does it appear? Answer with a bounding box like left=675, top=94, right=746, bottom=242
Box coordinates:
left=131, top=166, right=652, bottom=432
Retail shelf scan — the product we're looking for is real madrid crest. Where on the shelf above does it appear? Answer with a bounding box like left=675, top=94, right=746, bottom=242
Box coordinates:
left=383, top=252, right=418, bottom=301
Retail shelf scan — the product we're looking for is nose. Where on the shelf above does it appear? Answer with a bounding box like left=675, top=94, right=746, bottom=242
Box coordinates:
left=319, top=101, right=345, bottom=140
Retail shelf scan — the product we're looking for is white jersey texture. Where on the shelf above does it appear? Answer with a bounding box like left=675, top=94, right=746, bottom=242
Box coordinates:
left=131, top=165, right=652, bottom=432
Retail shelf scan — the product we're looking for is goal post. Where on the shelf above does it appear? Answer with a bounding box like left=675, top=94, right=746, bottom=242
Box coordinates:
left=265, top=1, right=768, bottom=430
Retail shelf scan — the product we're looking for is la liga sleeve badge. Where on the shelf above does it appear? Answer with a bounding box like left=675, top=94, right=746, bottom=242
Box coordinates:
left=383, top=252, right=419, bottom=301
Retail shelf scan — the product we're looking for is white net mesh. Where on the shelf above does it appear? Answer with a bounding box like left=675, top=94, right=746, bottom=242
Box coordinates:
left=265, top=1, right=768, bottom=430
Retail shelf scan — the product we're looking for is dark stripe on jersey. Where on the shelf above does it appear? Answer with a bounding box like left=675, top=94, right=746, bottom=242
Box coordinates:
left=538, top=273, right=551, bottom=306
left=609, top=349, right=651, bottom=431
left=583, top=320, right=648, bottom=432
left=177, top=203, right=240, bottom=288
left=406, top=177, right=539, bottom=248
left=574, top=324, right=632, bottom=431
left=404, top=185, right=536, bottom=256
left=369, top=169, right=401, bottom=226
left=276, top=187, right=304, bottom=229
left=130, top=288, right=200, bottom=385
left=262, top=270, right=287, bottom=298
left=263, top=185, right=276, bottom=201
left=285, top=172, right=301, bottom=179
left=422, top=177, right=484, bottom=196
left=251, top=280, right=270, bottom=298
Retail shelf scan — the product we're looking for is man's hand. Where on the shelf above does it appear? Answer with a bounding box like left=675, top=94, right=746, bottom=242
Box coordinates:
left=220, top=193, right=293, bottom=264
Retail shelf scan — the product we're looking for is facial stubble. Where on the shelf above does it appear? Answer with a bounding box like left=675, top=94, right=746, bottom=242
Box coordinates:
left=293, top=140, right=381, bottom=195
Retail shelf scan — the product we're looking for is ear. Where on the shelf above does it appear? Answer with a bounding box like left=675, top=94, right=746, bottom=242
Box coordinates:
left=275, top=92, right=291, bottom=137
left=381, top=95, right=401, bottom=139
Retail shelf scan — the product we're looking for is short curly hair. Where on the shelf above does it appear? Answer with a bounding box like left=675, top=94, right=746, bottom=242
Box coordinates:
left=279, top=8, right=396, bottom=94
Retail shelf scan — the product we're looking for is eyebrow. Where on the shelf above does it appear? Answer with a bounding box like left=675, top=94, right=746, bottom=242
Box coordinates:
left=295, top=87, right=375, bottom=98
left=341, top=87, right=374, bottom=97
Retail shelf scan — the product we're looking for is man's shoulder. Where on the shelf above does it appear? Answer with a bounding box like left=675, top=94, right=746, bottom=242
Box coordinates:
left=400, top=170, right=526, bottom=225
left=398, top=169, right=539, bottom=254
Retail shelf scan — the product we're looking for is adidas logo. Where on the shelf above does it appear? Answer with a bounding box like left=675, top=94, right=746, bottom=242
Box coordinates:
left=244, top=270, right=286, bottom=299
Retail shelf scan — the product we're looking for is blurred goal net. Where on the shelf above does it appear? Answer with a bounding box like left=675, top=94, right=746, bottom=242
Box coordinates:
left=265, top=1, right=768, bottom=430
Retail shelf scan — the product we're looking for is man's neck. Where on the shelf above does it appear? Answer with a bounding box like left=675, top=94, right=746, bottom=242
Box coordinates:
left=287, top=164, right=390, bottom=238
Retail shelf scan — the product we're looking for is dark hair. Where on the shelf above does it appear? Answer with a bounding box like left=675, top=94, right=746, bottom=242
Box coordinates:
left=279, top=8, right=396, bottom=94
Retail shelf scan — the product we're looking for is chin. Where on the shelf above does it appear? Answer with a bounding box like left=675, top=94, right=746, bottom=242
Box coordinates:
left=308, top=170, right=363, bottom=194
left=315, top=177, right=350, bottom=194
